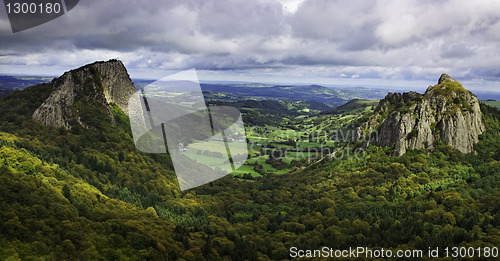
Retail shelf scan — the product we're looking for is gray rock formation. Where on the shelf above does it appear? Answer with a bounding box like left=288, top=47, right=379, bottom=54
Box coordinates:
left=33, top=60, right=136, bottom=129
left=358, top=74, right=484, bottom=156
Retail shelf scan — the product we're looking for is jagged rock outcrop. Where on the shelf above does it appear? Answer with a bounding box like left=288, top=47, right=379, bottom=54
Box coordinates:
left=32, top=60, right=136, bottom=129
left=358, top=74, right=485, bottom=156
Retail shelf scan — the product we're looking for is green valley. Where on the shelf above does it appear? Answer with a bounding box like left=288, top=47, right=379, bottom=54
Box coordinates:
left=0, top=62, right=499, bottom=260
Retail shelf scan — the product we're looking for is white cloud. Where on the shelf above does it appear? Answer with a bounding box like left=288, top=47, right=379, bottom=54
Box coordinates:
left=0, top=0, right=499, bottom=88
left=277, top=0, right=306, bottom=14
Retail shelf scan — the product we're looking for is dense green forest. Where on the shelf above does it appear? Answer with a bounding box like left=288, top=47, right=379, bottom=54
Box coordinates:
left=0, top=81, right=499, bottom=260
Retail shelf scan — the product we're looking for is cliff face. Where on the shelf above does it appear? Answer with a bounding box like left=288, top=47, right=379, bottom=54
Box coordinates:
left=358, top=74, right=484, bottom=156
left=32, top=60, right=136, bottom=129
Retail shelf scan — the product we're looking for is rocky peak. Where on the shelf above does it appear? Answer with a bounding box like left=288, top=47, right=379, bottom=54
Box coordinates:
left=358, top=74, right=485, bottom=156
left=425, top=73, right=468, bottom=98
left=32, top=60, right=136, bottom=129
left=438, top=73, right=456, bottom=84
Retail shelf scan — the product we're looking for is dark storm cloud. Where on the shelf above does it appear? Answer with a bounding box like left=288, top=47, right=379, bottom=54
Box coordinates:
left=0, top=0, right=499, bottom=84
left=197, top=0, right=285, bottom=38
left=1, top=0, right=195, bottom=51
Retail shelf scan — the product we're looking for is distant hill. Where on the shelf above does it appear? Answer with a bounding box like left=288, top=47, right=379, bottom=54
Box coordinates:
left=327, top=99, right=379, bottom=115
left=210, top=99, right=324, bottom=126
left=0, top=75, right=53, bottom=97
left=481, top=99, right=500, bottom=109
left=200, top=83, right=388, bottom=106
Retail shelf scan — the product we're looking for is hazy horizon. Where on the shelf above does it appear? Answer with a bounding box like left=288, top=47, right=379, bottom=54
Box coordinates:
left=3, top=71, right=500, bottom=101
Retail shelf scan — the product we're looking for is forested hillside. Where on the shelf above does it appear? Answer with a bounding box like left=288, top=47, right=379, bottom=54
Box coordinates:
left=0, top=72, right=499, bottom=260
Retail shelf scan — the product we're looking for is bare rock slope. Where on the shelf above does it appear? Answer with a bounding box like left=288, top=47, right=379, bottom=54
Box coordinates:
left=358, top=74, right=484, bottom=156
left=33, top=60, right=136, bottom=129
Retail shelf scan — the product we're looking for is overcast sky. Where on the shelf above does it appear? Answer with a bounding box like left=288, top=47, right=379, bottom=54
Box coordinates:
left=1, top=0, right=499, bottom=91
